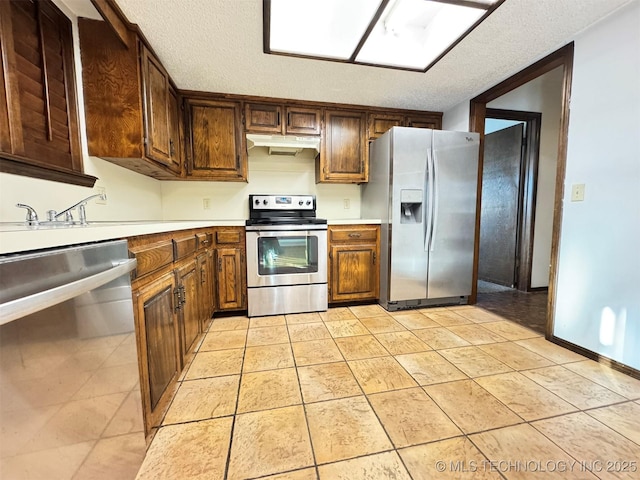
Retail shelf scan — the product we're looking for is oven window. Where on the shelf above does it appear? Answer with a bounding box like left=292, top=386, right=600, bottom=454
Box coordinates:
left=257, top=236, right=319, bottom=275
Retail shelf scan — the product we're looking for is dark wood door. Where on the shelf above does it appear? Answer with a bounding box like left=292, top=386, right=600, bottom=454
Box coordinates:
left=176, top=260, right=200, bottom=363
left=185, top=98, right=246, bottom=180
left=406, top=114, right=441, bottom=130
left=0, top=0, right=88, bottom=185
left=142, top=46, right=172, bottom=165
left=479, top=123, right=524, bottom=287
left=320, top=110, right=367, bottom=183
left=215, top=247, right=245, bottom=310
left=330, top=244, right=378, bottom=302
left=284, top=106, right=321, bottom=135
left=135, top=273, right=179, bottom=413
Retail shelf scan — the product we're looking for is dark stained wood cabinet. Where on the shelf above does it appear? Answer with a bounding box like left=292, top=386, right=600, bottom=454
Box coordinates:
left=368, top=112, right=442, bottom=140
left=175, top=259, right=200, bottom=365
left=78, top=18, right=182, bottom=179
left=245, top=102, right=321, bottom=136
left=328, top=225, right=380, bottom=303
left=133, top=271, right=180, bottom=436
left=0, top=0, right=95, bottom=186
left=185, top=98, right=246, bottom=181
left=319, top=110, right=368, bottom=183
left=213, top=227, right=246, bottom=311
left=197, top=250, right=215, bottom=330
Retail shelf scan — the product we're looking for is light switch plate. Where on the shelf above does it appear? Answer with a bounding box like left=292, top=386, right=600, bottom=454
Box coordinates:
left=571, top=184, right=585, bottom=202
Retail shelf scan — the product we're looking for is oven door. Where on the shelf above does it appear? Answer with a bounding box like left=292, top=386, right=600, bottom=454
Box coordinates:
left=246, top=226, right=327, bottom=288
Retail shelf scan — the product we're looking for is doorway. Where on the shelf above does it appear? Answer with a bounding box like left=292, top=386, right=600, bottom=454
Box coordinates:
left=479, top=109, right=541, bottom=292
left=468, top=43, right=574, bottom=337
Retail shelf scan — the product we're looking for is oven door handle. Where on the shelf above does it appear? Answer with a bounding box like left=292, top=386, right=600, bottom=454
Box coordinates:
left=0, top=258, right=137, bottom=326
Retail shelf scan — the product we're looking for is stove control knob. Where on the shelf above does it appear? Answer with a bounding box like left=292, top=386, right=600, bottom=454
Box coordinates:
left=306, top=200, right=311, bottom=205
left=263, top=199, right=268, bottom=205
left=254, top=199, right=260, bottom=205
left=298, top=200, right=304, bottom=206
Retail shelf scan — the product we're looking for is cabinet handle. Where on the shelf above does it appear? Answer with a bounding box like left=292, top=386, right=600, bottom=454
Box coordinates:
left=201, top=266, right=207, bottom=284
left=348, top=233, right=361, bottom=238
left=373, top=252, right=377, bottom=265
left=169, top=138, right=175, bottom=157
left=218, top=257, right=222, bottom=272
left=287, top=112, right=291, bottom=126
left=277, top=111, right=281, bottom=126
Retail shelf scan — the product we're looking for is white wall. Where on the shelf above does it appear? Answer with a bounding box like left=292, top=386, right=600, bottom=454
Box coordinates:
left=0, top=0, right=164, bottom=223
left=488, top=67, right=564, bottom=288
left=442, top=101, right=470, bottom=131
left=554, top=1, right=640, bottom=370
left=160, top=150, right=361, bottom=220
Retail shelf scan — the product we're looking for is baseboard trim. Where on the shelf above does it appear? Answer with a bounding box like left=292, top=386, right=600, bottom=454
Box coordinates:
left=548, top=335, right=640, bottom=380
left=528, top=286, right=549, bottom=292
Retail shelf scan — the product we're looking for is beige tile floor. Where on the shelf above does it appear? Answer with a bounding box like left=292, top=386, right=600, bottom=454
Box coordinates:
left=136, top=306, right=640, bottom=479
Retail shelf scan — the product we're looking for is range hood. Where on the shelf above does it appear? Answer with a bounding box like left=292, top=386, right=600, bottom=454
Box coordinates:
left=246, top=134, right=320, bottom=157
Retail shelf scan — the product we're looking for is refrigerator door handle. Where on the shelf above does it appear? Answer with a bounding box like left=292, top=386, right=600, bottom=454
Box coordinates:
left=424, top=148, right=434, bottom=252
left=430, top=148, right=440, bottom=252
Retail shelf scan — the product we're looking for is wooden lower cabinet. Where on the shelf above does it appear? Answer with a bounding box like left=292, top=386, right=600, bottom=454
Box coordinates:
left=215, top=247, right=246, bottom=310
left=175, top=259, right=200, bottom=366
left=328, top=225, right=380, bottom=303
left=133, top=272, right=180, bottom=436
left=197, top=251, right=215, bottom=331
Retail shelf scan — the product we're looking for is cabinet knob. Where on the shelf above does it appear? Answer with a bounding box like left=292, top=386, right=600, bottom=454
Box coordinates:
left=348, top=232, right=361, bottom=238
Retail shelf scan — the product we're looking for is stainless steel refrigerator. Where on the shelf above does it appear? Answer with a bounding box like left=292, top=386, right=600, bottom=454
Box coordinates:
left=362, top=127, right=479, bottom=311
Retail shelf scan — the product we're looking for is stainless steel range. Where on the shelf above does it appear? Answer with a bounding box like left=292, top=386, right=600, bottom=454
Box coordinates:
left=245, top=194, right=328, bottom=317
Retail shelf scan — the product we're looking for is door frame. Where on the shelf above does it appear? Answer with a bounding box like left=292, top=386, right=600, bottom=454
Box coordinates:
left=484, top=108, right=542, bottom=292
left=468, top=42, right=574, bottom=338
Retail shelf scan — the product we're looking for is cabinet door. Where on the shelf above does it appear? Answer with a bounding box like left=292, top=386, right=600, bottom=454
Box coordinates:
left=285, top=106, right=321, bottom=135
left=197, top=252, right=214, bottom=331
left=141, top=45, right=172, bottom=166
left=406, top=114, right=441, bottom=130
left=368, top=113, right=404, bottom=140
left=320, top=110, right=367, bottom=183
left=215, top=247, right=246, bottom=310
left=186, top=98, right=246, bottom=180
left=329, top=244, right=379, bottom=302
left=166, top=86, right=183, bottom=174
left=245, top=103, right=282, bottom=134
left=0, top=0, right=88, bottom=185
left=134, top=272, right=180, bottom=433
left=176, top=260, right=200, bottom=363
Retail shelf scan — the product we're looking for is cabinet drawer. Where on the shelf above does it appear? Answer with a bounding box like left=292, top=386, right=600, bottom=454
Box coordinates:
left=330, top=227, right=378, bottom=243
left=196, top=232, right=213, bottom=249
left=129, top=240, right=174, bottom=278
left=216, top=229, right=242, bottom=245
left=173, top=235, right=197, bottom=260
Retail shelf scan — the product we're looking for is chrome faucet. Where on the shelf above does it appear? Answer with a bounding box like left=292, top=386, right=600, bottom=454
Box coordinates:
left=47, top=193, right=107, bottom=225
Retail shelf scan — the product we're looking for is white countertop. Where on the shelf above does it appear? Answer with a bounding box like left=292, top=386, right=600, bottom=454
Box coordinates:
left=0, top=220, right=243, bottom=254
left=0, top=218, right=382, bottom=254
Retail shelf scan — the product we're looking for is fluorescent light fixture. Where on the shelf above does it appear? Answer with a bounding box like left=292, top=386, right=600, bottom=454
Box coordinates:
left=265, top=0, right=504, bottom=71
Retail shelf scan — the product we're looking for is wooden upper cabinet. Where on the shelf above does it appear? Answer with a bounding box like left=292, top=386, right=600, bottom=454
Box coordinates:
left=368, top=112, right=443, bottom=139
left=185, top=98, right=246, bottom=181
left=319, top=110, right=367, bottom=183
left=141, top=46, right=181, bottom=175
left=368, top=113, right=404, bottom=140
left=245, top=103, right=321, bottom=136
left=78, top=18, right=182, bottom=179
left=0, top=0, right=94, bottom=186
left=406, top=114, right=442, bottom=130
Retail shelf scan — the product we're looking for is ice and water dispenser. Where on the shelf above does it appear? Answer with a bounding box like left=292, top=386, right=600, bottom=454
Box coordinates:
left=400, top=189, right=423, bottom=224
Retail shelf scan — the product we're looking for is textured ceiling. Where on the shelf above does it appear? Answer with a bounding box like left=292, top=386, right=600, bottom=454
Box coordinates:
left=70, top=0, right=632, bottom=112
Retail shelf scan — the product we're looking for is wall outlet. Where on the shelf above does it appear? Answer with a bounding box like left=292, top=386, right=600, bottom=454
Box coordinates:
left=343, top=198, right=350, bottom=209
left=95, top=186, right=107, bottom=205
left=203, top=197, right=211, bottom=210
left=571, top=183, right=585, bottom=202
